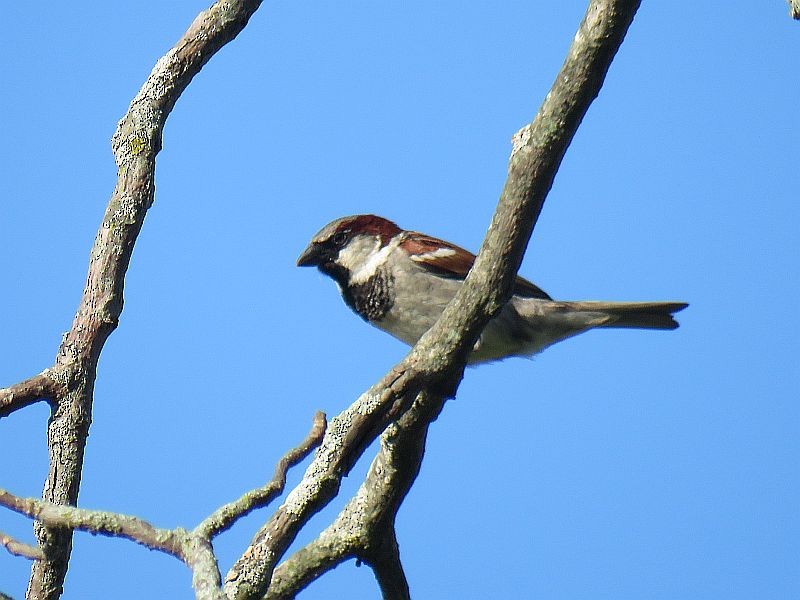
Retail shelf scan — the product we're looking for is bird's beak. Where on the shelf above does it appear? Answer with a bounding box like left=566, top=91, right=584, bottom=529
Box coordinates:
left=297, top=243, right=322, bottom=267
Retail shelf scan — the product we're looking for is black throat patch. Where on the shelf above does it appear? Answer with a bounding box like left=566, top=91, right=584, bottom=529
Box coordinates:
left=341, top=269, right=394, bottom=322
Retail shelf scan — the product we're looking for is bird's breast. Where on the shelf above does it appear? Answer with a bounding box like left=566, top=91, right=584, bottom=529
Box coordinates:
left=369, top=267, right=462, bottom=346
left=342, top=269, right=395, bottom=322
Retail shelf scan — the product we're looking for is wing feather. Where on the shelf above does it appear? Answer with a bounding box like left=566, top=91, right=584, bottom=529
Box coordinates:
left=401, top=233, right=551, bottom=300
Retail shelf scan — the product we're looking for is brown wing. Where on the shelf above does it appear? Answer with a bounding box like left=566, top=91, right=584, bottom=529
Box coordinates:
left=401, top=233, right=551, bottom=300
left=511, top=273, right=552, bottom=300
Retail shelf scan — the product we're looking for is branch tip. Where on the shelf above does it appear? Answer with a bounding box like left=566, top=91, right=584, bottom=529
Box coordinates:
left=1, top=530, right=45, bottom=561
left=196, top=410, right=328, bottom=540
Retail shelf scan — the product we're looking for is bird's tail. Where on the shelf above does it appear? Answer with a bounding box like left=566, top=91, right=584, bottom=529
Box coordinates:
left=471, top=299, right=687, bottom=363
left=556, top=301, right=688, bottom=330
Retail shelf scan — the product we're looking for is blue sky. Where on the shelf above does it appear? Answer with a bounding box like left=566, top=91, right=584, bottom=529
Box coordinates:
left=1, top=2, right=798, bottom=599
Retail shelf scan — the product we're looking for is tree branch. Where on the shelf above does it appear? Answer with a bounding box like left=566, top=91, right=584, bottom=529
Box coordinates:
left=366, top=527, right=410, bottom=600
left=196, top=411, right=327, bottom=539
left=3, top=413, right=334, bottom=599
left=1, top=489, right=228, bottom=600
left=1, top=530, right=45, bottom=561
left=227, top=1, right=642, bottom=598
left=225, top=370, right=423, bottom=599
left=25, top=2, right=266, bottom=598
left=182, top=537, right=226, bottom=600
left=264, top=533, right=351, bottom=599
left=6, top=0, right=644, bottom=597
left=267, top=391, right=442, bottom=599
left=0, top=489, right=184, bottom=557
left=0, top=371, right=63, bottom=419
left=412, top=0, right=642, bottom=368
left=3, top=411, right=326, bottom=598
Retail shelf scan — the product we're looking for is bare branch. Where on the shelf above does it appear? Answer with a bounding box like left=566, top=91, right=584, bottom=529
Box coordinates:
left=6, top=0, right=643, bottom=597
left=1, top=530, right=45, bottom=561
left=196, top=411, right=327, bottom=539
left=366, top=527, right=410, bottom=600
left=0, top=371, right=63, bottom=419
left=790, top=0, right=800, bottom=19
left=0, top=489, right=183, bottom=557
left=27, top=1, right=266, bottom=598
left=226, top=2, right=642, bottom=598
left=225, top=369, right=422, bottom=598
left=413, top=0, right=643, bottom=368
left=4, top=412, right=331, bottom=599
left=182, top=537, right=226, bottom=600
left=265, top=536, right=351, bottom=600
left=267, top=391, right=442, bottom=599
left=1, top=489, right=229, bottom=600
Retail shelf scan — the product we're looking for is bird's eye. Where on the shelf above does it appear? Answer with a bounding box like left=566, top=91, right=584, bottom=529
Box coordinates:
left=332, top=231, right=348, bottom=247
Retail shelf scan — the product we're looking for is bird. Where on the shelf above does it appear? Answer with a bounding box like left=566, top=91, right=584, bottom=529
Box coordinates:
left=297, top=214, right=687, bottom=364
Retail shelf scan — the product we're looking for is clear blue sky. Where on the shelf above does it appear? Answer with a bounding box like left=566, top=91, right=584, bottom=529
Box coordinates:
left=2, top=2, right=798, bottom=598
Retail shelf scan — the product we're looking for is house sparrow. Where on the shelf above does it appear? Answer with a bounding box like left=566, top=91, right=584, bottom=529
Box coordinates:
left=297, top=215, right=687, bottom=364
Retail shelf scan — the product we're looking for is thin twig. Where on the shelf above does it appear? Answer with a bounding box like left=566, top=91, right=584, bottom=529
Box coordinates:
left=0, top=530, right=45, bottom=561
left=196, top=411, right=327, bottom=539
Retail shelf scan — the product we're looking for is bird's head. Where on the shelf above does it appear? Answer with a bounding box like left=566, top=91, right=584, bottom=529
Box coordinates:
left=297, top=214, right=402, bottom=284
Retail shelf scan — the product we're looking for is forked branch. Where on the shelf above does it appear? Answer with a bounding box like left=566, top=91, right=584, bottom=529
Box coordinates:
left=12, top=2, right=267, bottom=598
left=4, top=0, right=644, bottom=598
left=226, top=3, right=643, bottom=597
left=1, top=411, right=325, bottom=600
